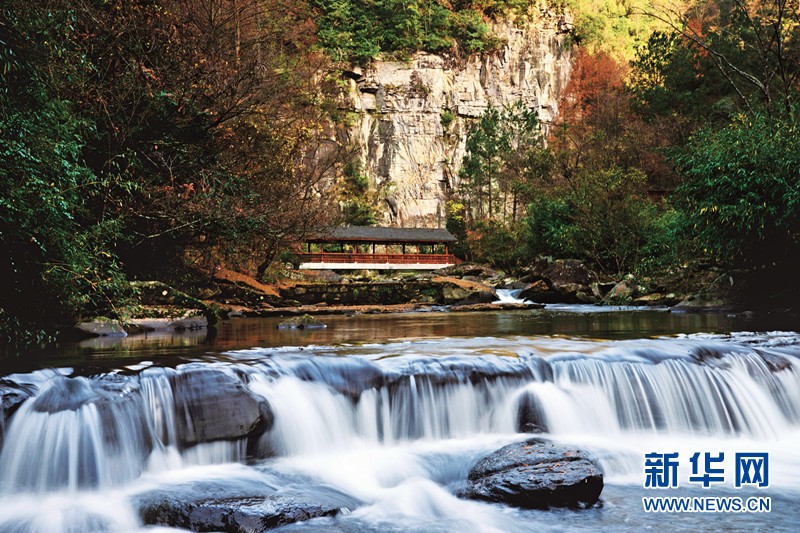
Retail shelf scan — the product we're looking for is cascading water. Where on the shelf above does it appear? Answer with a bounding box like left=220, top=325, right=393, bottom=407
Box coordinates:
left=1, top=331, right=799, bottom=532
left=494, top=288, right=530, bottom=304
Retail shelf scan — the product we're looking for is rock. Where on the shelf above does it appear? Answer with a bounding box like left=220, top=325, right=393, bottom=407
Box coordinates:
left=757, top=351, right=793, bottom=373
left=515, top=392, right=548, bottom=433
left=435, top=263, right=500, bottom=280
left=14, top=375, right=152, bottom=487
left=499, top=281, right=530, bottom=290
left=74, top=317, right=127, bottom=337
left=671, top=293, right=738, bottom=312
left=632, top=293, right=682, bottom=307
left=519, top=259, right=600, bottom=304
left=547, top=259, right=599, bottom=288
left=603, top=279, right=637, bottom=305
left=0, top=380, right=35, bottom=442
left=518, top=280, right=560, bottom=303
left=126, top=311, right=209, bottom=333
left=171, top=368, right=266, bottom=447
left=344, top=12, right=572, bottom=227
left=278, top=357, right=385, bottom=399
left=466, top=438, right=603, bottom=509
left=277, top=314, right=327, bottom=330
left=439, top=278, right=497, bottom=305
left=139, top=493, right=343, bottom=532
left=30, top=376, right=99, bottom=413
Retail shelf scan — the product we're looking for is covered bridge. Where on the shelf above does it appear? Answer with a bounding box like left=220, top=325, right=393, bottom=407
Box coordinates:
left=298, top=226, right=460, bottom=270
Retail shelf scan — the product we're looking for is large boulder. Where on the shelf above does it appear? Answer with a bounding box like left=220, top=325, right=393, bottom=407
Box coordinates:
left=519, top=260, right=601, bottom=304
left=171, top=368, right=269, bottom=447
left=466, top=438, right=603, bottom=509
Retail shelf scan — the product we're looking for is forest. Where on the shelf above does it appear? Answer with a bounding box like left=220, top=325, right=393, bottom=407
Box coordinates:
left=1, top=0, right=799, bottom=344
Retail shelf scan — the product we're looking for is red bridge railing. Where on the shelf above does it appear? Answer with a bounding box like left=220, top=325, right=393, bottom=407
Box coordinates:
left=298, top=252, right=460, bottom=265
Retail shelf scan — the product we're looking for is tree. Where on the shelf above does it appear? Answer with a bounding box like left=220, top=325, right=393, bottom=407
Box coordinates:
left=523, top=49, right=680, bottom=274
left=672, top=109, right=800, bottom=269
left=459, top=102, right=546, bottom=223
left=641, top=0, right=800, bottom=117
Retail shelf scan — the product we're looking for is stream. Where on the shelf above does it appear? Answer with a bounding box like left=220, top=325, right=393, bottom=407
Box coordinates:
left=1, top=307, right=798, bottom=532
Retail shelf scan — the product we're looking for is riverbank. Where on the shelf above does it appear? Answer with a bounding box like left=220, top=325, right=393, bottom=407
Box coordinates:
left=7, top=256, right=795, bottom=347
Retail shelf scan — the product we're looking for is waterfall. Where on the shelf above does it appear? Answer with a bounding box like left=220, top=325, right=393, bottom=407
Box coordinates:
left=1, top=333, right=799, bottom=532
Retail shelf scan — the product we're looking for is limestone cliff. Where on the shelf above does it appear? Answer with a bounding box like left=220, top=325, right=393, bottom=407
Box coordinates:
left=340, top=8, right=573, bottom=228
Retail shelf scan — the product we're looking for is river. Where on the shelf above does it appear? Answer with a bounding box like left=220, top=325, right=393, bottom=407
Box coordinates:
left=1, top=306, right=798, bottom=532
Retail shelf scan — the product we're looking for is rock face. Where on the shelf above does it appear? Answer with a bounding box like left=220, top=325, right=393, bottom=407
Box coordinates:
left=466, top=438, right=603, bottom=509
left=342, top=10, right=572, bottom=227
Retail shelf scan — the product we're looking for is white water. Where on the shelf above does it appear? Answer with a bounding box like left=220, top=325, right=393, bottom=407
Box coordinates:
left=494, top=288, right=530, bottom=304
left=1, top=332, right=800, bottom=531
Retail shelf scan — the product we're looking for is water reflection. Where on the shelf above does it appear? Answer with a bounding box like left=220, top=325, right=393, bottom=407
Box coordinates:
left=2, top=306, right=797, bottom=374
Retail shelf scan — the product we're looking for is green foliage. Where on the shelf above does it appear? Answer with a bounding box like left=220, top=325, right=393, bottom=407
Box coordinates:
left=465, top=219, right=528, bottom=271
left=0, top=14, right=132, bottom=327
left=566, top=0, right=669, bottom=61
left=445, top=200, right=470, bottom=258
left=440, top=109, right=455, bottom=129
left=340, top=162, right=379, bottom=225
left=459, top=102, right=545, bottom=222
left=631, top=31, right=740, bottom=125
left=524, top=169, right=679, bottom=274
left=311, top=0, right=521, bottom=64
left=672, top=110, right=800, bottom=269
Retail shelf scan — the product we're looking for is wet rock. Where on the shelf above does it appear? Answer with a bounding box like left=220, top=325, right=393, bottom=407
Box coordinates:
left=127, top=311, right=209, bottom=333
left=498, top=281, right=530, bottom=290
left=0, top=380, right=35, bottom=442
left=277, top=315, right=327, bottom=330
left=671, top=293, right=737, bottom=312
left=139, top=494, right=342, bottom=532
left=633, top=293, right=681, bottom=306
left=466, top=438, right=603, bottom=509
left=756, top=351, right=793, bottom=373
left=515, top=392, right=548, bottom=433
left=279, top=357, right=385, bottom=399
left=171, top=368, right=265, bottom=446
left=518, top=280, right=561, bottom=303
left=30, top=376, right=100, bottom=413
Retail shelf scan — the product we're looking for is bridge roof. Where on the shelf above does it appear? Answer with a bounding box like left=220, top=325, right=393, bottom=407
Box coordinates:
left=308, top=226, right=456, bottom=243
